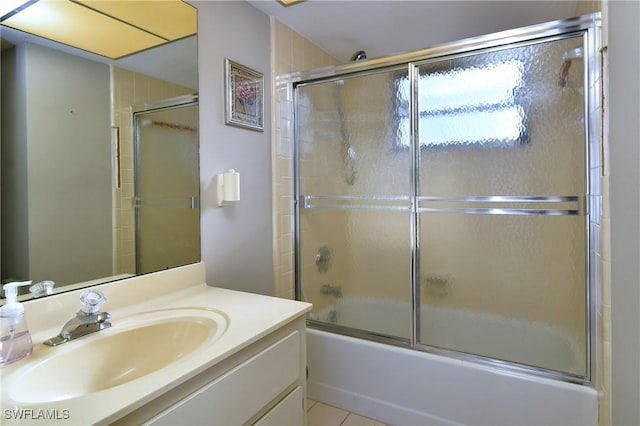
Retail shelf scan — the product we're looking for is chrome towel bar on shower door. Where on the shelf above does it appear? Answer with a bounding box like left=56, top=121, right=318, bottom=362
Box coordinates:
left=299, top=194, right=583, bottom=216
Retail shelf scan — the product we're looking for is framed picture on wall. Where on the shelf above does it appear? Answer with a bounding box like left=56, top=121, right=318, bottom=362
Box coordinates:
left=224, top=58, right=264, bottom=131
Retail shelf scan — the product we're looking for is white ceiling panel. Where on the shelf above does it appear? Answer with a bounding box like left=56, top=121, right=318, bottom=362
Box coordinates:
left=248, top=0, right=582, bottom=63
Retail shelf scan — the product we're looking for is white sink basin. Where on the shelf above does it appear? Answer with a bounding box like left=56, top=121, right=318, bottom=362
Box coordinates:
left=7, top=308, right=228, bottom=404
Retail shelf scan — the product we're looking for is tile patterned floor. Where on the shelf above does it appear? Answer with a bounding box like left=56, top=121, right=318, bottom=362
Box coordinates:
left=307, top=399, right=389, bottom=426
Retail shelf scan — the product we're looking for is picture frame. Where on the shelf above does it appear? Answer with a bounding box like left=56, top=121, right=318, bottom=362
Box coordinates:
left=224, top=58, right=264, bottom=131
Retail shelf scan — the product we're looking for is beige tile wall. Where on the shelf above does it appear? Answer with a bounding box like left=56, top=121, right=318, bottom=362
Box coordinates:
left=571, top=2, right=609, bottom=424
left=598, top=22, right=612, bottom=426
left=271, top=19, right=339, bottom=300
left=110, top=67, right=195, bottom=275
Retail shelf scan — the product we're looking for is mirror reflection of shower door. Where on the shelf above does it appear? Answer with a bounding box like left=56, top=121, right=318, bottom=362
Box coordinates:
left=297, top=68, right=413, bottom=340
left=134, top=98, right=200, bottom=274
left=416, top=35, right=587, bottom=376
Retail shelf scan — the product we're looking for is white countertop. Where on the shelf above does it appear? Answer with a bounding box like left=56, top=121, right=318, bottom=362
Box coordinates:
left=0, top=263, right=312, bottom=425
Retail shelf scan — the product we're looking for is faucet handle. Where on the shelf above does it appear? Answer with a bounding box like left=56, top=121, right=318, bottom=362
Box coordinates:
left=29, top=280, right=55, bottom=298
left=79, top=290, right=107, bottom=315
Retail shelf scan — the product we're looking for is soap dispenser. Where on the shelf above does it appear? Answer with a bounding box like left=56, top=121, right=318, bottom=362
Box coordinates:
left=0, top=281, right=33, bottom=366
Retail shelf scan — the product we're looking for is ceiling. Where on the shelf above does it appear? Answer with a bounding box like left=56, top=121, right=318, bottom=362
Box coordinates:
left=248, top=0, right=583, bottom=63
left=0, top=1, right=586, bottom=88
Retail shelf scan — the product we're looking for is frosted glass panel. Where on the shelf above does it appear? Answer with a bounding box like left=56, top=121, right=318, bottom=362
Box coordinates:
left=300, top=208, right=412, bottom=339
left=297, top=68, right=410, bottom=196
left=418, top=35, right=585, bottom=197
left=418, top=214, right=586, bottom=375
left=416, top=35, right=588, bottom=376
left=297, top=67, right=412, bottom=339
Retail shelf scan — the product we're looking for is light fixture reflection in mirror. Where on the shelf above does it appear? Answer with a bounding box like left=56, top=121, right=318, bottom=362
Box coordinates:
left=0, top=0, right=197, bottom=59
left=277, top=0, right=305, bottom=7
left=0, top=1, right=199, bottom=301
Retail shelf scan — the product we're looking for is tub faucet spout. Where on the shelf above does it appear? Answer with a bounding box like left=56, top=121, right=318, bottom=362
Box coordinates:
left=320, top=284, right=343, bottom=298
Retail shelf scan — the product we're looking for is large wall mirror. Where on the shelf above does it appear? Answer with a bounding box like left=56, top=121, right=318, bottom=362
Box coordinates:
left=1, top=1, right=199, bottom=300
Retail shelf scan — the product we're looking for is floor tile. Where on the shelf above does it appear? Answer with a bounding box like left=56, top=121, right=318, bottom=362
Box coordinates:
left=307, top=402, right=350, bottom=426
left=341, top=412, right=387, bottom=426
left=307, top=398, right=318, bottom=412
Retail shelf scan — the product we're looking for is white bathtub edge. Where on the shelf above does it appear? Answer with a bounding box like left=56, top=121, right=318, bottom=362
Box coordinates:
left=307, top=328, right=598, bottom=426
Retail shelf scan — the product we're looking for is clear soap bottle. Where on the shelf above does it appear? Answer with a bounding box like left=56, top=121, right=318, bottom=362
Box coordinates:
left=0, top=281, right=33, bottom=366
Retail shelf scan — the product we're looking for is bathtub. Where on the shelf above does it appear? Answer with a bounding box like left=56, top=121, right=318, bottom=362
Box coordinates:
left=308, top=298, right=597, bottom=425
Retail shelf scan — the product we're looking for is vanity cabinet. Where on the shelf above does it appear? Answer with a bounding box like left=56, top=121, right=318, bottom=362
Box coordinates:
left=113, top=317, right=307, bottom=426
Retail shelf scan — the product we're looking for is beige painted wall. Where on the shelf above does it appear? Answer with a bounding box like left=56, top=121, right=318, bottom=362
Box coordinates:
left=1, top=43, right=112, bottom=287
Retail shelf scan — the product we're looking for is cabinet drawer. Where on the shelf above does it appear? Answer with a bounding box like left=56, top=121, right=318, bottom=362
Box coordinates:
left=146, top=330, right=300, bottom=426
left=254, top=386, right=304, bottom=426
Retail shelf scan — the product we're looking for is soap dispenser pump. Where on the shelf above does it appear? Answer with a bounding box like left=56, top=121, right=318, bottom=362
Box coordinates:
left=1, top=281, right=33, bottom=366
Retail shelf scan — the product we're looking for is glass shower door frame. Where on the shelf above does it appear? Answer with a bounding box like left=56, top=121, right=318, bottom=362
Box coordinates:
left=293, top=64, right=416, bottom=347
left=132, top=94, right=200, bottom=275
left=411, top=30, right=596, bottom=383
left=293, top=14, right=601, bottom=385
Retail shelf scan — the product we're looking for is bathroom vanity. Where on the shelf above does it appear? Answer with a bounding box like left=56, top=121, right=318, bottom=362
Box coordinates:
left=0, top=262, right=312, bottom=425
left=116, top=314, right=306, bottom=425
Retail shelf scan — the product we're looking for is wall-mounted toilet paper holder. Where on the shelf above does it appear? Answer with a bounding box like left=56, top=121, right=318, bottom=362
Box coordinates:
left=217, top=169, right=240, bottom=207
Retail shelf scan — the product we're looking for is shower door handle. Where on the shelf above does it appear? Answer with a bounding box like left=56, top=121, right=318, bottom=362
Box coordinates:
left=133, top=196, right=200, bottom=209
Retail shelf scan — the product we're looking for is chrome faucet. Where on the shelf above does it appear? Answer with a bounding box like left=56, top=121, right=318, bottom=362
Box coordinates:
left=44, top=290, right=111, bottom=346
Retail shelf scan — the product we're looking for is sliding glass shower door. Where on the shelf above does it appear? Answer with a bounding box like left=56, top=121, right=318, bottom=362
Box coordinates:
left=415, top=36, right=587, bottom=376
left=297, top=68, right=413, bottom=340
left=295, top=17, right=599, bottom=380
left=133, top=97, right=200, bottom=274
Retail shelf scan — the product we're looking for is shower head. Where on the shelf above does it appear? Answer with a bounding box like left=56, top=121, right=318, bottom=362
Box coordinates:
left=350, top=50, right=367, bottom=62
